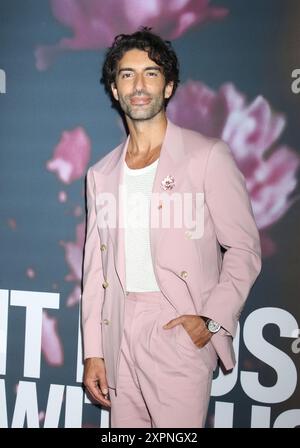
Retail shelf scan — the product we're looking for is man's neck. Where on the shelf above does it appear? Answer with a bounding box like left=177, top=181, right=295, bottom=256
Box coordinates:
left=125, top=112, right=168, bottom=158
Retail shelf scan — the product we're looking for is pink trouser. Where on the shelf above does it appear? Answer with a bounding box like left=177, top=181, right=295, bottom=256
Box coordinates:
left=109, top=290, right=217, bottom=428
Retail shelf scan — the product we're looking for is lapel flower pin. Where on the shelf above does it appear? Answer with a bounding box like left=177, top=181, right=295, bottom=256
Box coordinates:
left=161, top=175, right=175, bottom=191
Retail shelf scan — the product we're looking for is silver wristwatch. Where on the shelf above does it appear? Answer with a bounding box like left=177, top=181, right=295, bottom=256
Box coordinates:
left=202, top=317, right=221, bottom=334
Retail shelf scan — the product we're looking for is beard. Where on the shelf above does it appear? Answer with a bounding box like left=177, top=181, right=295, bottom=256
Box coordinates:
left=117, top=90, right=165, bottom=121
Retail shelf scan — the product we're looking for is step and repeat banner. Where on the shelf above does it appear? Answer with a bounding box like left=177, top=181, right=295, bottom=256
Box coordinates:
left=0, top=0, right=300, bottom=428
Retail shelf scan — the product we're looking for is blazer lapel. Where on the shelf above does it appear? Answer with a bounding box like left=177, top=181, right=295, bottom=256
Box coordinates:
left=101, top=133, right=129, bottom=294
left=149, top=120, right=186, bottom=266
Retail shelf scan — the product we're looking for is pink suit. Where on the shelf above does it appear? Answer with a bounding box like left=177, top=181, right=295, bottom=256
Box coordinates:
left=81, top=119, right=262, bottom=427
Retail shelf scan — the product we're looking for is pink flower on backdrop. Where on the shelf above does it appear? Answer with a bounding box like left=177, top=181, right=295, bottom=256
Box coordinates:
left=26, top=267, right=36, bottom=279
left=167, top=81, right=300, bottom=256
left=35, top=0, right=228, bottom=70
left=61, top=221, right=85, bottom=306
left=73, top=205, right=83, bottom=217
left=42, top=311, right=64, bottom=366
left=58, top=190, right=68, bottom=203
left=7, top=218, right=17, bottom=230
left=47, top=127, right=91, bottom=184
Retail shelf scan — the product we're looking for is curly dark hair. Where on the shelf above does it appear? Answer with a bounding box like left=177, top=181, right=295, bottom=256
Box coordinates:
left=100, top=26, right=180, bottom=107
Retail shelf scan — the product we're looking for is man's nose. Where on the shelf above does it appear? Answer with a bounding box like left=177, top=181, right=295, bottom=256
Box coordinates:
left=134, top=73, right=145, bottom=91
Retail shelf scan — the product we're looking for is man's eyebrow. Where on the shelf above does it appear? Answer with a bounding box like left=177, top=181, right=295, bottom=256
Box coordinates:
left=118, top=66, right=162, bottom=74
left=144, top=66, right=162, bottom=71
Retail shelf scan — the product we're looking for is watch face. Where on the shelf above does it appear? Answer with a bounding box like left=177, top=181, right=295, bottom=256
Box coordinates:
left=207, top=319, right=221, bottom=333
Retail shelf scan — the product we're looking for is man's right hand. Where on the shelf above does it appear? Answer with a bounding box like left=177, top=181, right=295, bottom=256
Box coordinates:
left=83, top=357, right=111, bottom=407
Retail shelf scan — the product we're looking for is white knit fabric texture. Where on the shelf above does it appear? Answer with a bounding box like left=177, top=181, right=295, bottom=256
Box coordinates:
left=123, top=157, right=160, bottom=292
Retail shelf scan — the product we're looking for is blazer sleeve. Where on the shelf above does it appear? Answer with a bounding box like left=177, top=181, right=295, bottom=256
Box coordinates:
left=81, top=167, right=105, bottom=359
left=201, top=140, right=262, bottom=337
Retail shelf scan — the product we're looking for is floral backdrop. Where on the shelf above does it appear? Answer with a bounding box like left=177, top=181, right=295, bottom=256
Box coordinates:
left=0, top=0, right=299, bottom=428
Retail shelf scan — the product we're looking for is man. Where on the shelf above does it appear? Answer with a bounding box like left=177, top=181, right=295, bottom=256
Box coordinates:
left=82, top=27, right=262, bottom=428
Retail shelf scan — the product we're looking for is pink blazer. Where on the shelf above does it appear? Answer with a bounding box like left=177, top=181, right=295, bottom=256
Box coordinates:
left=81, top=119, right=262, bottom=389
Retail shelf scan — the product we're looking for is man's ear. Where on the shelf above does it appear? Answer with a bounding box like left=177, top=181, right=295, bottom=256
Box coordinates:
left=164, top=81, right=174, bottom=100
left=111, top=82, right=119, bottom=101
